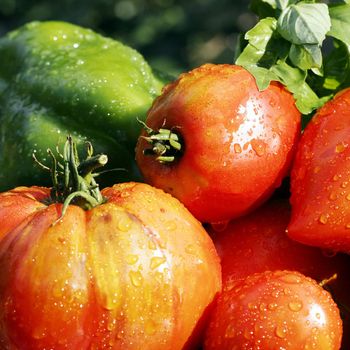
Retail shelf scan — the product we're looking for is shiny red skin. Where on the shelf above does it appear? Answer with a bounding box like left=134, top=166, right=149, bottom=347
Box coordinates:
left=208, top=199, right=350, bottom=284
left=208, top=199, right=350, bottom=349
left=0, top=183, right=221, bottom=350
left=204, top=270, right=343, bottom=350
left=288, top=87, right=350, bottom=253
left=135, top=64, right=301, bottom=223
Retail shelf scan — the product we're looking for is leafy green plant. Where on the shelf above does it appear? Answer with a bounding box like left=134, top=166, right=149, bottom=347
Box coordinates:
left=236, top=0, right=350, bottom=114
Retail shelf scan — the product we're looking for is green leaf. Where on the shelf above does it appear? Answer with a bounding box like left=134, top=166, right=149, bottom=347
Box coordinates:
left=271, top=60, right=329, bottom=114
left=328, top=3, right=350, bottom=46
left=245, top=17, right=278, bottom=49
left=277, top=3, right=331, bottom=45
left=322, top=40, right=350, bottom=91
left=289, top=43, right=322, bottom=70
left=236, top=17, right=289, bottom=69
left=236, top=17, right=286, bottom=89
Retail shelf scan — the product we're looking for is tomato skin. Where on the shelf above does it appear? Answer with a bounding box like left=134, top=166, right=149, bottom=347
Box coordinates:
left=204, top=270, right=343, bottom=350
left=136, top=64, right=301, bottom=223
left=0, top=183, right=221, bottom=350
left=208, top=199, right=350, bottom=349
left=288, top=88, right=350, bottom=252
left=209, top=199, right=350, bottom=284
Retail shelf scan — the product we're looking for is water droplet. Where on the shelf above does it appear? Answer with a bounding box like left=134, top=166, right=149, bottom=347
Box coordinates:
left=318, top=214, right=328, bottom=225
left=335, top=142, right=346, bottom=153
left=333, top=174, right=341, bottom=181
left=346, top=193, right=350, bottom=201
left=329, top=192, right=337, bottom=201
left=145, top=319, right=157, bottom=335
left=243, top=328, right=252, bottom=340
left=268, top=303, right=278, bottom=311
left=118, top=216, right=132, bottom=232
left=288, top=300, right=303, bottom=312
left=185, top=244, right=196, bottom=255
left=313, top=166, right=321, bottom=174
left=150, top=256, right=166, bottom=270
left=129, top=270, right=143, bottom=287
left=234, top=143, right=242, bottom=153
left=148, top=240, right=157, bottom=250
left=225, top=324, right=235, bottom=338
left=165, top=220, right=177, bottom=231
left=125, top=254, right=139, bottom=265
left=275, top=324, right=287, bottom=339
left=251, top=139, right=266, bottom=157
left=280, top=273, right=301, bottom=284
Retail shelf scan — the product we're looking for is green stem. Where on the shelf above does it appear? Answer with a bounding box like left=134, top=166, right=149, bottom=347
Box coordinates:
left=39, top=135, right=107, bottom=216
left=140, top=121, right=183, bottom=163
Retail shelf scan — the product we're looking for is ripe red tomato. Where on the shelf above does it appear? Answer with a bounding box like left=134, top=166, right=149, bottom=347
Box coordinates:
left=204, top=270, right=343, bottom=350
left=208, top=198, right=350, bottom=349
left=135, top=63, right=301, bottom=223
left=0, top=183, right=221, bottom=350
left=208, top=199, right=350, bottom=284
left=288, top=88, right=350, bottom=253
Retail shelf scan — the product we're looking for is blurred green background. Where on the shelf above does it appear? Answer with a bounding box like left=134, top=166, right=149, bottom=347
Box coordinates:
left=0, top=0, right=254, bottom=76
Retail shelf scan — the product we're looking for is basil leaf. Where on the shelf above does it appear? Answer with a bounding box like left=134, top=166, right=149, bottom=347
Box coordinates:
left=277, top=3, right=331, bottom=45
left=289, top=43, right=322, bottom=70
left=271, top=61, right=329, bottom=114
left=245, top=17, right=278, bottom=49
left=328, top=3, right=350, bottom=46
left=236, top=17, right=286, bottom=89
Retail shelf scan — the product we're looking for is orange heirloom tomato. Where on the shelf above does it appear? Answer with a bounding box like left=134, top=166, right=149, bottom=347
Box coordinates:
left=136, top=64, right=301, bottom=223
left=0, top=138, right=221, bottom=350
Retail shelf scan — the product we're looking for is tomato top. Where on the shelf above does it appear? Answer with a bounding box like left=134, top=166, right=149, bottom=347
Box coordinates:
left=136, top=64, right=301, bottom=223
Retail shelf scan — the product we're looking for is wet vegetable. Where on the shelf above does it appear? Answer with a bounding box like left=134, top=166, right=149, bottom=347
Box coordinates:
left=288, top=87, right=350, bottom=253
left=0, top=137, right=221, bottom=350
left=135, top=64, right=301, bottom=223
left=0, top=21, right=166, bottom=191
left=204, top=270, right=342, bottom=350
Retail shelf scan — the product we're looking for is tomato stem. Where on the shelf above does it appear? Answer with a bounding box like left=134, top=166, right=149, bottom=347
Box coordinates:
left=37, top=136, right=107, bottom=215
left=139, top=120, right=183, bottom=163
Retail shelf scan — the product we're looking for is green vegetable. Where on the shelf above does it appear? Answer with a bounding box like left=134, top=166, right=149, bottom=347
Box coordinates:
left=0, top=21, right=166, bottom=191
left=236, top=0, right=350, bottom=115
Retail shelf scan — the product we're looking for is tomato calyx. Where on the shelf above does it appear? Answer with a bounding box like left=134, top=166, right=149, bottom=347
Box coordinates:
left=139, top=120, right=183, bottom=163
left=35, top=136, right=107, bottom=215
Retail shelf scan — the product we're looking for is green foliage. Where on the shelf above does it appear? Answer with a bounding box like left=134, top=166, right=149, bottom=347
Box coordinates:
left=236, top=0, right=350, bottom=115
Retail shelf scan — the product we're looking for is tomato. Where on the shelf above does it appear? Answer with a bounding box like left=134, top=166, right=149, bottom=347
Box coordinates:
left=0, top=183, right=221, bottom=350
left=135, top=63, right=301, bottom=223
left=208, top=199, right=350, bottom=284
left=208, top=198, right=350, bottom=349
left=204, top=270, right=343, bottom=350
left=288, top=88, right=350, bottom=253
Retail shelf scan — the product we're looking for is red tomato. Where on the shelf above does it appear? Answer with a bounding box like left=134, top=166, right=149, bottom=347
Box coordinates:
left=204, top=270, right=343, bottom=350
left=208, top=199, right=350, bottom=349
left=0, top=183, right=221, bottom=350
left=208, top=199, right=350, bottom=284
left=135, top=64, right=301, bottom=223
left=288, top=88, right=350, bottom=253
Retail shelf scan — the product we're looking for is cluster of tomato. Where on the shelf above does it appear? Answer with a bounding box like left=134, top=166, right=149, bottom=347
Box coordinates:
left=1, top=63, right=349, bottom=350
left=136, top=64, right=350, bottom=349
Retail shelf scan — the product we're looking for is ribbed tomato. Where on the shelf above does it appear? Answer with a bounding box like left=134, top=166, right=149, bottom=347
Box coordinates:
left=0, top=182, right=221, bottom=349
left=135, top=64, right=301, bottom=223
